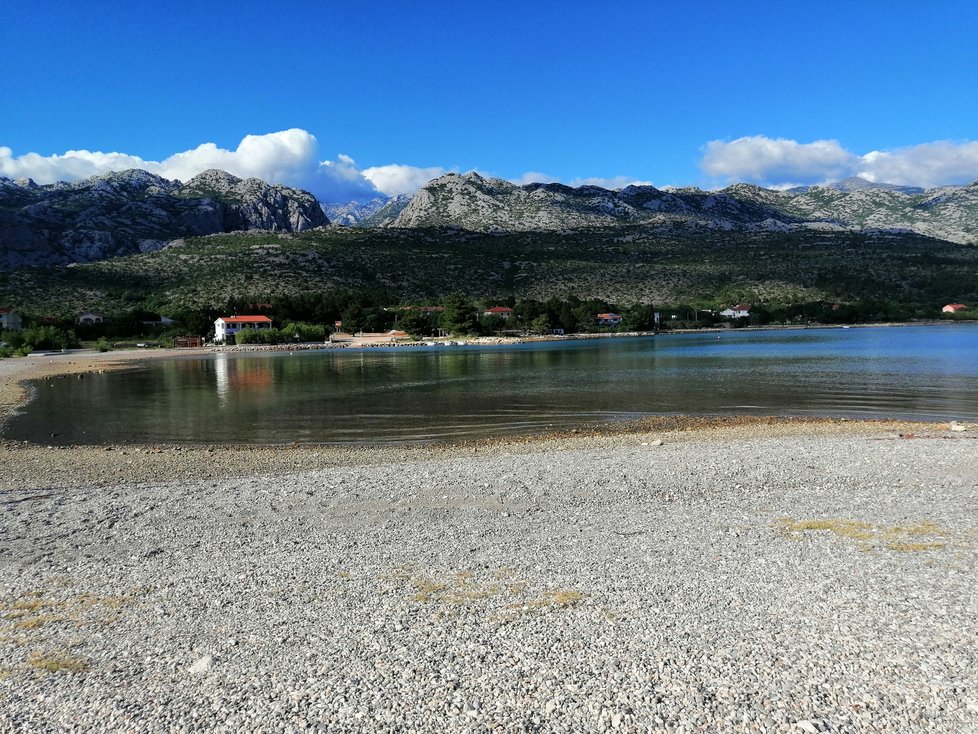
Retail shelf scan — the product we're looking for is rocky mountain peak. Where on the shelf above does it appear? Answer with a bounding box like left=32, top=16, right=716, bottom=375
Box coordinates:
left=0, top=168, right=327, bottom=268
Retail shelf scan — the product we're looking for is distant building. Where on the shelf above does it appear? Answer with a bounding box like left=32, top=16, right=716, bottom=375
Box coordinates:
left=719, top=304, right=751, bottom=319
left=76, top=311, right=107, bottom=325
left=943, top=303, right=968, bottom=313
left=482, top=306, right=514, bottom=320
left=214, top=315, right=273, bottom=342
left=596, top=313, right=622, bottom=326
left=0, top=306, right=23, bottom=331
left=174, top=335, right=203, bottom=348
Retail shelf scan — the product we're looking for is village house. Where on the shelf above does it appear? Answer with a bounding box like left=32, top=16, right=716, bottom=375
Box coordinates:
left=214, top=315, right=273, bottom=342
left=596, top=313, right=622, bottom=326
left=481, top=306, right=513, bottom=320
left=942, top=303, right=968, bottom=313
left=719, top=304, right=751, bottom=319
left=0, top=306, right=23, bottom=331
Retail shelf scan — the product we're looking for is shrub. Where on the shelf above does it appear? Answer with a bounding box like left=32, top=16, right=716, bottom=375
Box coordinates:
left=95, top=338, right=112, bottom=353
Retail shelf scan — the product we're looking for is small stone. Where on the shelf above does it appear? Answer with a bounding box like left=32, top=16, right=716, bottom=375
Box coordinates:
left=649, top=439, right=664, bottom=446
left=794, top=721, right=818, bottom=734
left=949, top=421, right=967, bottom=432
left=188, top=655, right=215, bottom=674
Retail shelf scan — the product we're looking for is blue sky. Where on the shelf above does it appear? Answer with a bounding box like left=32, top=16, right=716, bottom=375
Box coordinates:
left=2, top=1, right=976, bottom=200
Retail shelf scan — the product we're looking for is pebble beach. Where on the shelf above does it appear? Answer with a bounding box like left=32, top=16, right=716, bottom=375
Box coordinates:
left=1, top=352, right=977, bottom=732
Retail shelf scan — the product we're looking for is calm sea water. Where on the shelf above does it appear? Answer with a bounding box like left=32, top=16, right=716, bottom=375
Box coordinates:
left=8, top=325, right=978, bottom=445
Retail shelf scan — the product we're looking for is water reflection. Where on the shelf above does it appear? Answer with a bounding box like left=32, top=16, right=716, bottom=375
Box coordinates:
left=7, top=325, right=978, bottom=445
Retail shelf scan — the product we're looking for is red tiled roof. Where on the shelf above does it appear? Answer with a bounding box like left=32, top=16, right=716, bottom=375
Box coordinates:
left=484, top=306, right=513, bottom=313
left=0, top=306, right=14, bottom=314
left=945, top=304, right=967, bottom=310
left=218, top=315, right=273, bottom=324
left=596, top=313, right=620, bottom=319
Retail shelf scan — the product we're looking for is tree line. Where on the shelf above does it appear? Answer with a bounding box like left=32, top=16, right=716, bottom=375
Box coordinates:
left=2, top=289, right=973, bottom=354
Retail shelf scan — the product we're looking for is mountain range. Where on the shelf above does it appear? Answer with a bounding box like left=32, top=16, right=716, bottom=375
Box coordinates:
left=356, top=172, right=978, bottom=245
left=2, top=169, right=978, bottom=272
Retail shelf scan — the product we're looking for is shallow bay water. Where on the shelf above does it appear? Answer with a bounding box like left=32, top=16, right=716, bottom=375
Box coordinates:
left=8, top=324, right=978, bottom=444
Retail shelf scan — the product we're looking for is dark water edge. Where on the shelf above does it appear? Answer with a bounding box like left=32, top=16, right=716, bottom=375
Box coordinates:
left=7, top=324, right=978, bottom=446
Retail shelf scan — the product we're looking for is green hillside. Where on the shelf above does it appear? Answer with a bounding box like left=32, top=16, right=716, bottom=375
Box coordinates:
left=2, top=226, right=977, bottom=317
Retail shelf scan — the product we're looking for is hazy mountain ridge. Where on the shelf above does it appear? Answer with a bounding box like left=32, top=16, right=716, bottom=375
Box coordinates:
left=0, top=169, right=327, bottom=267
left=323, top=195, right=412, bottom=227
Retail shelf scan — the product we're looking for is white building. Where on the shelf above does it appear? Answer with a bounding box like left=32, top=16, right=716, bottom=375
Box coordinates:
left=0, top=306, right=23, bottom=331
left=719, top=304, right=751, bottom=319
left=214, top=315, right=273, bottom=342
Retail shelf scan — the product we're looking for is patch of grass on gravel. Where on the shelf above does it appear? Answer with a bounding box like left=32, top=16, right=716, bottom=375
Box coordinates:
left=26, top=650, right=88, bottom=675
left=774, top=517, right=954, bottom=552
left=388, top=565, right=586, bottom=623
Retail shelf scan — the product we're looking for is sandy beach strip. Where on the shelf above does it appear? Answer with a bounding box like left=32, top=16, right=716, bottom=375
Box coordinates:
left=1, top=351, right=977, bottom=732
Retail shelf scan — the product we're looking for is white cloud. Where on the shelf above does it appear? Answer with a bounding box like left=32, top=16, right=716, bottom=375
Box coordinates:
left=0, top=129, right=452, bottom=203
left=567, top=175, right=654, bottom=190
left=510, top=172, right=652, bottom=190
left=700, top=135, right=978, bottom=189
left=857, top=141, right=978, bottom=189
left=510, top=171, right=560, bottom=185
left=362, top=164, right=449, bottom=197
left=701, top=136, right=857, bottom=186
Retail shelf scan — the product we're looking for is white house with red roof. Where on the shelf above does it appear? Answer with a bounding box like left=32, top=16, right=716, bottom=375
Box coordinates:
left=719, top=304, right=751, bottom=319
left=215, top=315, right=273, bottom=342
left=596, top=312, right=622, bottom=326
left=942, top=303, right=968, bottom=313
left=482, top=306, right=514, bottom=320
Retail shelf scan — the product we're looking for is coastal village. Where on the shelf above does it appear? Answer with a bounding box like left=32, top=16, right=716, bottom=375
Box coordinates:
left=1, top=298, right=975, bottom=355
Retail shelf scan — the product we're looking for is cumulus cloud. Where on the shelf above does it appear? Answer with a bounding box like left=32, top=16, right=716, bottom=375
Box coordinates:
left=362, top=164, right=449, bottom=197
left=0, top=129, right=451, bottom=203
left=700, top=135, right=978, bottom=189
left=858, top=141, right=978, bottom=189
left=701, top=136, right=857, bottom=186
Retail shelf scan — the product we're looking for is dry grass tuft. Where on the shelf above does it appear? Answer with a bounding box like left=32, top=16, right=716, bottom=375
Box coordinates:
left=775, top=517, right=956, bottom=552
left=27, top=650, right=88, bottom=675
left=396, top=567, right=586, bottom=622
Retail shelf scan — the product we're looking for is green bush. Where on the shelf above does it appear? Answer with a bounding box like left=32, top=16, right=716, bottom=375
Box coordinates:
left=95, top=338, right=112, bottom=352
left=0, top=346, right=12, bottom=358
left=234, top=327, right=280, bottom=345
left=4, top=326, right=80, bottom=352
left=280, top=321, right=327, bottom=342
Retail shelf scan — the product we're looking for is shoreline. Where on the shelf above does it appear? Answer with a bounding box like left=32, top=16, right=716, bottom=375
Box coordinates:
left=2, top=332, right=975, bottom=491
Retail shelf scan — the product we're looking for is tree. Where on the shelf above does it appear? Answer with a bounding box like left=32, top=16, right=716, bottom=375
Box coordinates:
left=439, top=295, right=477, bottom=335
left=530, top=314, right=552, bottom=335
left=397, top=311, right=435, bottom=337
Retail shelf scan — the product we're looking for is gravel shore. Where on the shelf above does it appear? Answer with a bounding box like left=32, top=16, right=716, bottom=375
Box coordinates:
left=1, top=352, right=977, bottom=732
